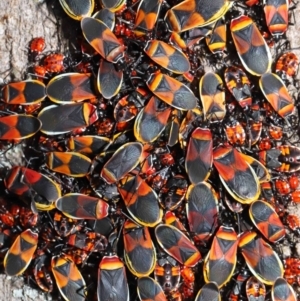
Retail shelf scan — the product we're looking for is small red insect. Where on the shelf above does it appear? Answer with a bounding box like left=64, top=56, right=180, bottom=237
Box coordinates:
left=95, top=118, right=115, bottom=136
left=275, top=178, right=291, bottom=195
left=246, top=276, right=266, bottom=301
left=33, top=65, right=47, bottom=81
left=288, top=174, right=299, bottom=191
left=53, top=212, right=83, bottom=237
left=19, top=207, right=39, bottom=228
left=258, top=138, right=273, bottom=151
left=225, top=120, right=246, bottom=145
left=284, top=258, right=300, bottom=286
left=287, top=214, right=300, bottom=234
left=276, top=52, right=299, bottom=81
left=33, top=251, right=54, bottom=293
left=180, top=266, right=195, bottom=299
left=43, top=53, right=65, bottom=73
left=268, top=125, right=283, bottom=141
left=29, top=37, right=45, bottom=61
left=0, top=209, right=14, bottom=227
left=288, top=190, right=300, bottom=204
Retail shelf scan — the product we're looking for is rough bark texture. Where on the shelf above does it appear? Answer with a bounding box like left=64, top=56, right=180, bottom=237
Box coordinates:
left=0, top=0, right=299, bottom=300
left=0, top=0, right=62, bottom=82
left=0, top=275, right=52, bottom=301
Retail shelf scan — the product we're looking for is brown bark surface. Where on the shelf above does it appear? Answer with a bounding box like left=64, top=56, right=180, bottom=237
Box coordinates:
left=0, top=0, right=62, bottom=82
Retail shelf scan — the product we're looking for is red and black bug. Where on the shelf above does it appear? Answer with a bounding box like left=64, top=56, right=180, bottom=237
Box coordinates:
left=258, top=137, right=273, bottom=151
left=268, top=124, right=283, bottom=141
left=224, top=119, right=246, bottom=146
left=264, top=0, right=289, bottom=39
left=33, top=252, right=54, bottom=293
left=43, top=53, right=65, bottom=73
left=81, top=17, right=125, bottom=63
left=155, top=223, right=201, bottom=267
left=246, top=276, right=266, bottom=301
left=286, top=214, right=300, bottom=234
left=55, top=193, right=110, bottom=220
left=101, top=142, right=143, bottom=184
left=0, top=114, right=41, bottom=141
left=185, top=127, right=213, bottom=184
left=137, top=276, right=167, bottom=301
left=288, top=174, right=299, bottom=190
left=213, top=145, right=260, bottom=204
left=114, top=89, right=146, bottom=132
left=38, top=103, right=98, bottom=135
left=275, top=52, right=299, bottom=82
left=101, top=0, right=126, bottom=12
left=259, top=72, right=295, bottom=122
left=97, top=60, right=123, bottom=99
left=228, top=270, right=250, bottom=301
left=275, top=177, right=291, bottom=195
left=134, top=96, right=172, bottom=143
left=180, top=266, right=195, bottom=299
left=1, top=80, right=46, bottom=105
left=4, top=166, right=61, bottom=211
left=203, top=226, right=238, bottom=288
left=98, top=253, right=130, bottom=301
left=46, top=152, right=92, bottom=177
left=59, top=0, right=94, bottom=20
left=279, top=145, right=300, bottom=173
left=143, top=40, right=190, bottom=74
left=224, top=66, right=252, bottom=109
left=53, top=212, right=83, bottom=237
left=19, top=207, right=39, bottom=228
left=118, top=174, right=163, bottom=227
left=51, top=254, right=86, bottom=301
left=67, top=231, right=108, bottom=252
left=284, top=258, right=300, bottom=286
left=46, top=72, right=97, bottom=104
left=165, top=0, right=231, bottom=33
left=272, top=277, right=297, bottom=301
left=206, top=17, right=226, bottom=56
left=146, top=72, right=197, bottom=111
left=4, top=229, right=38, bottom=276
left=259, top=145, right=300, bottom=173
left=158, top=175, right=188, bottom=211
left=123, top=219, right=156, bottom=277
left=0, top=207, right=15, bottom=227
left=134, top=0, right=163, bottom=36
left=29, top=37, right=45, bottom=61
left=154, top=255, right=181, bottom=296
left=32, top=65, right=47, bottom=82
left=230, top=15, right=272, bottom=76
left=66, top=135, right=110, bottom=156
left=200, top=72, right=226, bottom=122
left=65, top=248, right=90, bottom=266
left=186, top=181, right=219, bottom=244
left=239, top=231, right=284, bottom=285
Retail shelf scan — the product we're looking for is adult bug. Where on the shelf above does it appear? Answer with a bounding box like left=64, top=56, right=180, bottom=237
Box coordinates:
left=231, top=15, right=272, bottom=76
left=4, top=229, right=38, bottom=276
left=59, top=0, right=94, bottom=20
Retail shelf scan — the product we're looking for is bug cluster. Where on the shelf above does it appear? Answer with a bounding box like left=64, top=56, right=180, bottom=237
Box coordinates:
left=0, top=0, right=300, bottom=300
